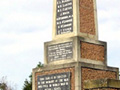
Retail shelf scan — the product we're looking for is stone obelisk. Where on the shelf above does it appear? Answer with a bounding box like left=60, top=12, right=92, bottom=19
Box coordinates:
left=32, top=0, right=120, bottom=90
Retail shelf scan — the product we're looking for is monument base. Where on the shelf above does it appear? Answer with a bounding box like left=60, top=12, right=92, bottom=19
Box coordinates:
left=32, top=62, right=119, bottom=90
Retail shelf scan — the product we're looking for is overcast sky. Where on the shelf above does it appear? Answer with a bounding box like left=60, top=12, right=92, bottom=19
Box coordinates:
left=0, top=0, right=120, bottom=90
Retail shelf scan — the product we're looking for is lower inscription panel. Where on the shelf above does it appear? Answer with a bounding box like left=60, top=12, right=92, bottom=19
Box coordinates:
left=37, top=72, right=70, bottom=90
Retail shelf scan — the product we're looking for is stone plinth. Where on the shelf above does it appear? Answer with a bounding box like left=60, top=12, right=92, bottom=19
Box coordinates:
left=32, top=62, right=119, bottom=90
left=44, top=36, right=107, bottom=66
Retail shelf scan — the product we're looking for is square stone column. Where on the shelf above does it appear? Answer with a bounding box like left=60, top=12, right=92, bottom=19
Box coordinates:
left=52, top=0, right=98, bottom=40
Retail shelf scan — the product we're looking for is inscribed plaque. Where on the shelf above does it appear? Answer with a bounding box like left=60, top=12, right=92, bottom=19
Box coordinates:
left=37, top=72, right=71, bottom=90
left=47, top=42, right=73, bottom=62
left=56, top=0, right=73, bottom=34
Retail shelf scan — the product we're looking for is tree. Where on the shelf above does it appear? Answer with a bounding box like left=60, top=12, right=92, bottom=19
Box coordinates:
left=23, top=62, right=43, bottom=90
left=0, top=76, right=17, bottom=90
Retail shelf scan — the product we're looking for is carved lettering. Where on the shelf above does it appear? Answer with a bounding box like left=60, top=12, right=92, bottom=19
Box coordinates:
left=37, top=72, right=70, bottom=90
left=48, top=42, right=73, bottom=62
left=56, top=0, right=73, bottom=34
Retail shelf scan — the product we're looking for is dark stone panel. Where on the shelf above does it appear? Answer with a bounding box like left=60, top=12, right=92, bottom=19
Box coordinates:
left=37, top=72, right=71, bottom=90
left=56, top=0, right=73, bottom=34
left=48, top=42, right=73, bottom=62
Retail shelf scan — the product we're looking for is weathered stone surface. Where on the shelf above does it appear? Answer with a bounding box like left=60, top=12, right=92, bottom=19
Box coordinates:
left=80, top=0, right=95, bottom=35
left=81, top=42, right=105, bottom=61
left=82, top=68, right=117, bottom=90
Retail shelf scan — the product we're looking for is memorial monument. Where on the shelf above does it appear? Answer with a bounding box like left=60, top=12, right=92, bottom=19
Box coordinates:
left=32, top=0, right=120, bottom=90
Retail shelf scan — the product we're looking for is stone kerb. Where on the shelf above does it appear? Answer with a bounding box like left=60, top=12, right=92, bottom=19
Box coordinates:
left=83, top=79, right=120, bottom=89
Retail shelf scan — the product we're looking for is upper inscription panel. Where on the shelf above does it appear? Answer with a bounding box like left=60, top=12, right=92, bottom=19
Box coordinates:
left=56, top=0, right=73, bottom=35
left=48, top=42, right=73, bottom=62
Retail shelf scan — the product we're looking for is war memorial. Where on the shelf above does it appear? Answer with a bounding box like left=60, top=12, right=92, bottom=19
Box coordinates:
left=32, top=0, right=120, bottom=90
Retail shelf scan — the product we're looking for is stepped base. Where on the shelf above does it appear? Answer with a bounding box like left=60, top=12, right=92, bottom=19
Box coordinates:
left=32, top=62, right=119, bottom=90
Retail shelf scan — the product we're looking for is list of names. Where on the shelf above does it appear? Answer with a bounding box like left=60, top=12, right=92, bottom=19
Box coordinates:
left=56, top=0, right=73, bottom=35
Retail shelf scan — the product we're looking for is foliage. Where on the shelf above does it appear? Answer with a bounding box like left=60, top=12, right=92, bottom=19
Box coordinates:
left=23, top=62, right=43, bottom=90
left=22, top=79, right=32, bottom=90
left=0, top=76, right=17, bottom=90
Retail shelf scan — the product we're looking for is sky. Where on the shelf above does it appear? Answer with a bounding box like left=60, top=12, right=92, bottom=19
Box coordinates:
left=0, top=0, right=120, bottom=90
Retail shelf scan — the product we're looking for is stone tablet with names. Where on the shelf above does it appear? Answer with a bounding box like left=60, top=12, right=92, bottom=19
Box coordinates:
left=56, top=0, right=73, bottom=35
left=37, top=72, right=70, bottom=90
left=47, top=42, right=73, bottom=62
